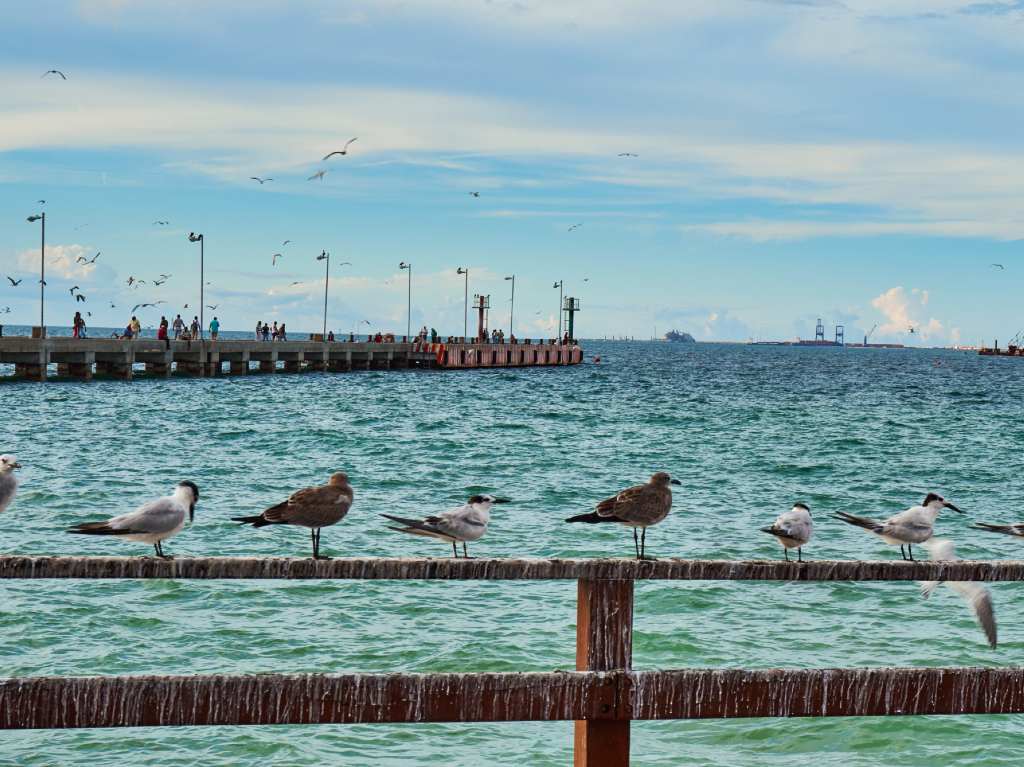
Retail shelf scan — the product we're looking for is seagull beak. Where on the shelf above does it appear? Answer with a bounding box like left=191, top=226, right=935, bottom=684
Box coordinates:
left=492, top=498, right=511, bottom=504
left=11, top=462, right=22, bottom=470
left=189, top=505, right=195, bottom=523
left=670, top=479, right=682, bottom=486
left=944, top=501, right=963, bottom=514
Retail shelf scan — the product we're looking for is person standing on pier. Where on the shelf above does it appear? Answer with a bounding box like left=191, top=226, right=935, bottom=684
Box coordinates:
left=279, top=322, right=287, bottom=341
left=190, top=316, right=200, bottom=339
left=255, top=321, right=262, bottom=340
left=271, top=321, right=279, bottom=340
left=262, top=322, right=270, bottom=341
left=173, top=315, right=185, bottom=340
left=72, top=311, right=84, bottom=339
left=209, top=316, right=220, bottom=340
left=130, top=316, right=141, bottom=338
left=158, top=316, right=170, bottom=349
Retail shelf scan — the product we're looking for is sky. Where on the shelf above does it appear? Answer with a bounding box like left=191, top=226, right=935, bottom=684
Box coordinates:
left=2, top=0, right=1024, bottom=344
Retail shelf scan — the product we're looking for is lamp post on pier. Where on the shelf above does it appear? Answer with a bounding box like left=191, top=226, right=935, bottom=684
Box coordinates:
left=504, top=274, right=515, bottom=338
left=399, top=261, right=412, bottom=339
left=26, top=212, right=45, bottom=334
left=317, top=250, right=330, bottom=339
left=553, top=279, right=564, bottom=339
left=457, top=267, right=469, bottom=340
left=188, top=232, right=204, bottom=339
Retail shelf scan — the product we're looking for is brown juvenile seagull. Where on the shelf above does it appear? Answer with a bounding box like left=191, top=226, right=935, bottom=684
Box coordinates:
left=565, top=472, right=681, bottom=559
left=232, top=472, right=353, bottom=559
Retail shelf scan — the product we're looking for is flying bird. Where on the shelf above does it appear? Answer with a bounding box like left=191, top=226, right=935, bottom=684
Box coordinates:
left=568, top=223, right=583, bottom=232
left=618, top=152, right=639, bottom=157
left=0, top=307, right=10, bottom=314
left=232, top=472, right=354, bottom=559
left=69, top=286, right=80, bottom=296
left=75, top=294, right=86, bottom=303
left=468, top=191, right=480, bottom=198
left=382, top=494, right=510, bottom=558
left=6, top=277, right=22, bottom=287
left=338, top=261, right=352, bottom=267
left=153, top=220, right=169, bottom=226
left=991, top=263, right=1005, bottom=269
left=153, top=278, right=167, bottom=286
left=832, top=493, right=963, bottom=561
left=282, top=240, right=291, bottom=246
left=289, top=282, right=302, bottom=286
left=919, top=539, right=997, bottom=649
left=206, top=304, right=219, bottom=310
left=272, top=253, right=283, bottom=265
left=307, top=169, right=327, bottom=182
left=322, top=138, right=358, bottom=160
left=131, top=303, right=153, bottom=313
left=761, top=503, right=813, bottom=562
left=76, top=252, right=100, bottom=264
left=42, top=70, right=67, bottom=80
left=66, top=481, right=200, bottom=559
left=250, top=176, right=273, bottom=184
left=37, top=200, right=46, bottom=205
left=565, top=472, right=682, bottom=560
left=0, top=455, right=22, bottom=515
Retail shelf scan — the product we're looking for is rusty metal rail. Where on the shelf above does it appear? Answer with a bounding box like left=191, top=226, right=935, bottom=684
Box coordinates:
left=3, top=556, right=1023, bottom=766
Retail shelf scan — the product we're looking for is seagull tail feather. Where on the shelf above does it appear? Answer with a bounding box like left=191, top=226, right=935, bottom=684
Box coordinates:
left=760, top=526, right=780, bottom=536
left=831, top=511, right=882, bottom=532
left=971, top=522, right=1019, bottom=536
left=231, top=514, right=276, bottom=528
left=565, top=511, right=617, bottom=524
left=66, top=523, right=135, bottom=536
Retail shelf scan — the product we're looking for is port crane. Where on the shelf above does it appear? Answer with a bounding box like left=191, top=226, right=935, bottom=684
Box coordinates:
left=863, top=324, right=877, bottom=346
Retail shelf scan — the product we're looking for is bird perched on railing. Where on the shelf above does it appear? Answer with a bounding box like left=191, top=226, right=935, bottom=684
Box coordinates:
left=381, top=494, right=510, bottom=558
left=761, top=503, right=813, bottom=562
left=232, top=472, right=353, bottom=559
left=66, top=481, right=199, bottom=559
left=833, top=493, right=962, bottom=561
left=0, top=455, right=22, bottom=514
left=565, top=472, right=681, bottom=560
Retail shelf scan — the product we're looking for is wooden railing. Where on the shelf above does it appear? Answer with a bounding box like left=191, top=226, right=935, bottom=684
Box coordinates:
left=3, top=556, right=1023, bottom=766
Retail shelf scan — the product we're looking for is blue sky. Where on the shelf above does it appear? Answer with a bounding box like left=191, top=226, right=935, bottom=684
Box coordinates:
left=2, top=0, right=1024, bottom=343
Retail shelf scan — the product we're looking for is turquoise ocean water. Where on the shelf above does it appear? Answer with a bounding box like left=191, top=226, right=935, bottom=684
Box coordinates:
left=2, top=336, right=1024, bottom=765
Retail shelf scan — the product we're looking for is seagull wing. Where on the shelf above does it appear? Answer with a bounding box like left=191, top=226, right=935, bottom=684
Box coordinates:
left=345, top=137, right=358, bottom=149
left=70, top=497, right=185, bottom=536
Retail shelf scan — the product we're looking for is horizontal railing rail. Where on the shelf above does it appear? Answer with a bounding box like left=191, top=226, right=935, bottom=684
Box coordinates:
left=2, top=556, right=1024, bottom=581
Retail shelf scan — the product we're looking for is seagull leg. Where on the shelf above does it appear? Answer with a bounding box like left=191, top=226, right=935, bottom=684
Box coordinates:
left=462, top=542, right=471, bottom=559
left=784, top=549, right=790, bottom=562
left=797, top=548, right=802, bottom=563
left=311, top=529, right=318, bottom=559
left=900, top=544, right=907, bottom=561
left=632, top=528, right=640, bottom=559
left=452, top=541, right=459, bottom=558
left=907, top=545, right=915, bottom=562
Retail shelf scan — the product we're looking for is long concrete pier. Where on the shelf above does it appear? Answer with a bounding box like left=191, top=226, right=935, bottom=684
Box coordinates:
left=0, top=337, right=583, bottom=381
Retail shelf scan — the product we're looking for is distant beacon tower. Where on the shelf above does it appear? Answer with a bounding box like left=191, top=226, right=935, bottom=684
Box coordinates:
left=835, top=325, right=845, bottom=345
left=563, top=297, right=581, bottom=340
left=815, top=318, right=825, bottom=343
left=474, top=294, right=491, bottom=341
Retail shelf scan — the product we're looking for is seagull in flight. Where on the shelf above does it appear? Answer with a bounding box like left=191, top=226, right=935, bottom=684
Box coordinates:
left=919, top=539, right=997, bottom=649
left=37, top=199, right=46, bottom=205
left=909, top=326, right=917, bottom=334
left=0, top=307, right=10, bottom=314
left=307, top=169, right=327, bottom=182
left=322, top=138, right=358, bottom=160
left=153, top=220, right=169, bottom=226
left=282, top=240, right=292, bottom=246
left=382, top=494, right=510, bottom=558
left=338, top=261, right=352, bottom=267
left=568, top=223, right=583, bottom=232
left=69, top=286, right=80, bottom=296
left=617, top=152, right=639, bottom=157
left=6, top=277, right=22, bottom=287
left=75, top=293, right=86, bottom=303
left=289, top=282, right=303, bottom=286
left=76, top=252, right=101, bottom=264
left=42, top=70, right=67, bottom=80
left=468, top=191, right=480, bottom=198
left=131, top=303, right=154, bottom=313
left=67, top=481, right=200, bottom=559
left=250, top=176, right=273, bottom=184
left=272, top=253, right=283, bottom=265
left=991, top=263, right=1005, bottom=270
left=206, top=304, right=219, bottom=310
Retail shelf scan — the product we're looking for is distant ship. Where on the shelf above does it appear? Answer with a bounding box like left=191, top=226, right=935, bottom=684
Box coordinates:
left=665, top=330, right=696, bottom=343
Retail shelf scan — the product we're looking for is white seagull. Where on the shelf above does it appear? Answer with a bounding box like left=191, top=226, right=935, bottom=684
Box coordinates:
left=0, top=455, right=22, bottom=514
left=66, top=481, right=199, bottom=559
left=761, top=503, right=813, bottom=562
left=381, top=494, right=510, bottom=558
left=919, top=539, right=997, bottom=649
left=833, top=493, right=963, bottom=561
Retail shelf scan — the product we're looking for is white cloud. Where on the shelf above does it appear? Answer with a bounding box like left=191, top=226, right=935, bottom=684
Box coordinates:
left=871, top=285, right=946, bottom=340
left=16, top=244, right=100, bottom=281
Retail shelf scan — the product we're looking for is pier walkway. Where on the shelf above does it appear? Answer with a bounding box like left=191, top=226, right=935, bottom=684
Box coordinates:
left=0, top=337, right=583, bottom=381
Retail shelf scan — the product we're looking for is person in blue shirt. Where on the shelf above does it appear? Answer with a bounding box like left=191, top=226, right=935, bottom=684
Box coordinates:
left=209, top=317, right=220, bottom=339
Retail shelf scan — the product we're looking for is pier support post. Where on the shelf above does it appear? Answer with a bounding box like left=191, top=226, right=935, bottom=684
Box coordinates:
left=574, top=579, right=633, bottom=767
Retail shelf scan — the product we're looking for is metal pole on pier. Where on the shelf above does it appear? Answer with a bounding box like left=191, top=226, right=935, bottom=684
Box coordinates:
left=457, top=267, right=468, bottom=339
left=318, top=250, right=330, bottom=338
left=554, top=280, right=564, bottom=338
left=399, top=262, right=412, bottom=339
left=505, top=275, right=515, bottom=338
left=189, top=233, right=205, bottom=339
left=27, top=212, right=45, bottom=333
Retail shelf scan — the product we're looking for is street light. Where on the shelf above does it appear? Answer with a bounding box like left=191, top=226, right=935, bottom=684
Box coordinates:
left=398, top=261, right=412, bottom=339
left=553, top=280, right=564, bottom=339
left=188, top=232, right=204, bottom=339
left=317, top=250, right=330, bottom=339
left=504, top=275, right=515, bottom=338
left=26, top=212, right=45, bottom=333
left=456, top=267, right=469, bottom=339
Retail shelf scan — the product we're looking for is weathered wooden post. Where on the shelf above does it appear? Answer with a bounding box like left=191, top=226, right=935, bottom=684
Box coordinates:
left=574, top=578, right=633, bottom=767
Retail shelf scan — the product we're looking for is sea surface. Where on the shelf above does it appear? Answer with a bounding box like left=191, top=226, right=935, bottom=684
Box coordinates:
left=2, top=338, right=1024, bottom=765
